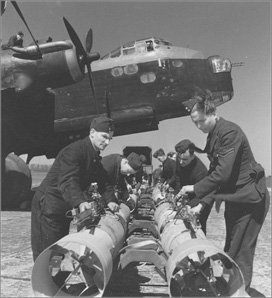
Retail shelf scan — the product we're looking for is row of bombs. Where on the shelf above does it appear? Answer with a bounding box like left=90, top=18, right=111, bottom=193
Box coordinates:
left=31, top=184, right=249, bottom=297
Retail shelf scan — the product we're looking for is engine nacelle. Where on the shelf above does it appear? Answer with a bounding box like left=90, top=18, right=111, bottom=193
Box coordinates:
left=1, top=41, right=84, bottom=92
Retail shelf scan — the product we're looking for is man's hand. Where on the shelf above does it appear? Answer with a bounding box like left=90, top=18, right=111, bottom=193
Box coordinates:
left=107, top=202, right=120, bottom=212
left=179, top=185, right=194, bottom=195
left=79, top=202, right=93, bottom=213
left=132, top=188, right=138, bottom=195
left=127, top=184, right=133, bottom=192
left=127, top=193, right=138, bottom=211
left=164, top=183, right=170, bottom=190
left=187, top=203, right=202, bottom=215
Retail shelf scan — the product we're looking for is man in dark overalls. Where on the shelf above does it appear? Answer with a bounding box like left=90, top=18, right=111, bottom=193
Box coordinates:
left=101, top=152, right=143, bottom=204
left=179, top=90, right=270, bottom=297
left=153, top=148, right=176, bottom=184
left=31, top=116, right=119, bottom=261
left=167, top=139, right=210, bottom=234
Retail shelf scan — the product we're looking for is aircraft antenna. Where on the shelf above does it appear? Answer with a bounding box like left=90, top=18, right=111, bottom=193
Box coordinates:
left=105, top=90, right=111, bottom=118
left=11, top=1, right=42, bottom=57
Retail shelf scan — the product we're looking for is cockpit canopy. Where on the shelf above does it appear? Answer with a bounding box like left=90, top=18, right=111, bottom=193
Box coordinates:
left=101, top=37, right=172, bottom=60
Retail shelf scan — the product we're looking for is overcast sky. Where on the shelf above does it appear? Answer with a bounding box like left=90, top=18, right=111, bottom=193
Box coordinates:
left=1, top=0, right=271, bottom=175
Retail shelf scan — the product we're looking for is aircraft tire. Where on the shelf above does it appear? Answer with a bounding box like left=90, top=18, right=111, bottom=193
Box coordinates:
left=2, top=154, right=33, bottom=211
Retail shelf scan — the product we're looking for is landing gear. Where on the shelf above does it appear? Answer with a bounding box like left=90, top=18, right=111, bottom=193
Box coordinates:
left=2, top=153, right=33, bottom=210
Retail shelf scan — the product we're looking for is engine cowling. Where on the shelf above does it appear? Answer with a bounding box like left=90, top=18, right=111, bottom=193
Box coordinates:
left=1, top=41, right=84, bottom=92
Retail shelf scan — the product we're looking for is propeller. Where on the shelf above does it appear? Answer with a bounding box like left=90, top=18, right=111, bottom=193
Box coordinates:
left=63, top=17, right=100, bottom=114
left=85, top=29, right=93, bottom=54
left=85, top=29, right=100, bottom=64
left=10, top=1, right=42, bottom=57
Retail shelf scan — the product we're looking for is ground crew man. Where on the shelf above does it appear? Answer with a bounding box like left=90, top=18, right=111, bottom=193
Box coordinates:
left=31, top=116, right=118, bottom=261
left=167, top=139, right=210, bottom=234
left=101, top=152, right=143, bottom=204
left=179, top=90, right=270, bottom=296
left=153, top=148, right=176, bottom=184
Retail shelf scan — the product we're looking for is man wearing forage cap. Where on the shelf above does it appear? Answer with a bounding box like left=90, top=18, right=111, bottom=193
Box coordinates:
left=153, top=148, right=176, bottom=184
left=126, top=154, right=148, bottom=195
left=31, top=115, right=118, bottom=261
left=167, top=139, right=210, bottom=234
left=179, top=89, right=270, bottom=296
left=101, top=152, right=143, bottom=207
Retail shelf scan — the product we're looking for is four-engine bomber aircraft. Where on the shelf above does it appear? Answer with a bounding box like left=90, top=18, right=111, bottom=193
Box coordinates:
left=1, top=1, right=233, bottom=209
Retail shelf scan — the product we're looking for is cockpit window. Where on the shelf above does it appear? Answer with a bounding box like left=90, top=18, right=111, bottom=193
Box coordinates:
left=111, top=47, right=121, bottom=58
left=137, top=42, right=146, bottom=53
left=159, top=39, right=172, bottom=46
left=100, top=37, right=172, bottom=60
left=101, top=54, right=109, bottom=60
left=123, top=41, right=135, bottom=48
left=123, top=47, right=135, bottom=55
left=122, top=41, right=136, bottom=56
left=146, top=40, right=154, bottom=52
left=101, top=47, right=121, bottom=59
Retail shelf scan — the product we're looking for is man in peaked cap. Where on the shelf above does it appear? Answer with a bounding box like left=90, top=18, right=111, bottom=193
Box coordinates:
left=153, top=148, right=175, bottom=184
left=101, top=152, right=143, bottom=206
left=167, top=139, right=210, bottom=234
left=31, top=115, right=118, bottom=261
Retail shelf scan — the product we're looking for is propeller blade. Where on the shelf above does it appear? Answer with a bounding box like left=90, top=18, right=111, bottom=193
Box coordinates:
left=85, top=28, right=93, bottom=53
left=63, top=17, right=86, bottom=60
left=11, top=1, right=42, bottom=56
left=63, top=17, right=99, bottom=114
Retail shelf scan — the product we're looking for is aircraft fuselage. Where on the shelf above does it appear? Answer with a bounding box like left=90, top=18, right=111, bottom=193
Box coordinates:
left=1, top=37, right=233, bottom=159
left=53, top=38, right=233, bottom=136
